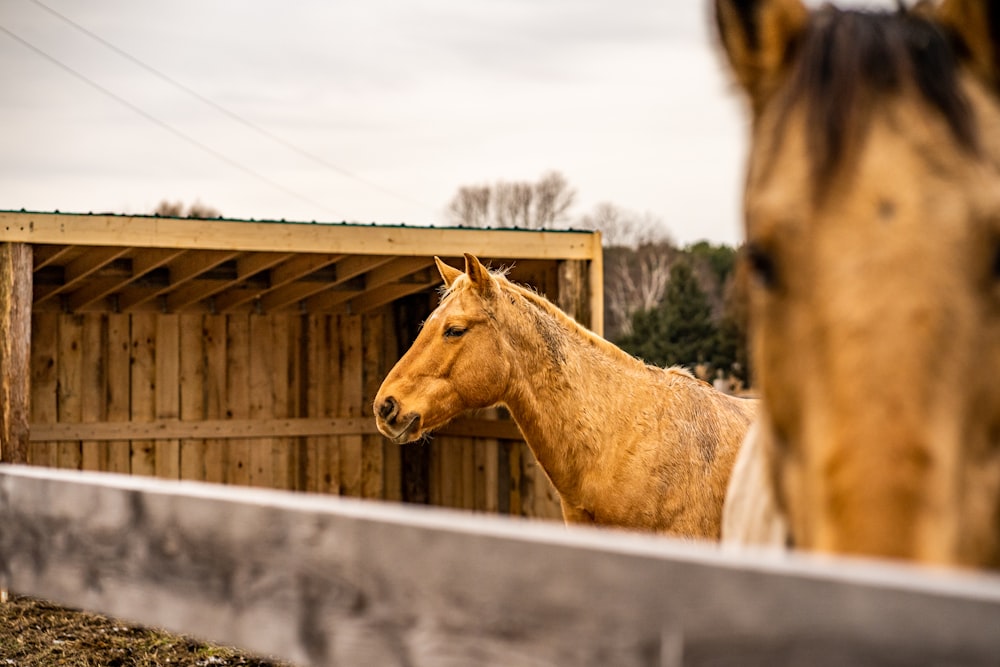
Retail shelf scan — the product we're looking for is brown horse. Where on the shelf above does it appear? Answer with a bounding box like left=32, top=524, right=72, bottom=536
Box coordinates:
left=715, top=0, right=1000, bottom=567
left=374, top=254, right=757, bottom=539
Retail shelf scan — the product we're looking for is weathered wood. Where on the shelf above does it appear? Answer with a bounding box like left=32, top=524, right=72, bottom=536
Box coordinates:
left=179, top=313, right=206, bottom=481
left=129, top=312, right=156, bottom=476
left=56, top=314, right=83, bottom=470
left=248, top=315, right=273, bottom=488
left=2, top=464, right=999, bottom=667
left=305, top=315, right=338, bottom=494
left=28, top=311, right=57, bottom=467
left=0, top=243, right=31, bottom=464
left=361, top=313, right=386, bottom=500
left=105, top=314, right=131, bottom=473
left=226, top=315, right=251, bottom=485
left=154, top=314, right=181, bottom=479
left=79, top=315, right=106, bottom=471
left=203, top=315, right=227, bottom=484
left=337, top=314, right=363, bottom=497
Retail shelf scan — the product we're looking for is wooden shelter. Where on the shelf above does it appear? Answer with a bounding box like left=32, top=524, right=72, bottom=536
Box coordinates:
left=0, top=210, right=603, bottom=519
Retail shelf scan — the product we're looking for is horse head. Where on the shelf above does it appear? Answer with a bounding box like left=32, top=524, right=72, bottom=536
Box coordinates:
left=716, top=0, right=1000, bottom=566
left=373, top=254, right=512, bottom=444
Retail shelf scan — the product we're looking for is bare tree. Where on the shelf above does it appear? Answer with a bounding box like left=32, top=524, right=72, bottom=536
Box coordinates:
left=447, top=186, right=491, bottom=228
left=578, top=202, right=670, bottom=248
left=533, top=171, right=575, bottom=229
left=446, top=171, right=575, bottom=230
left=605, top=242, right=679, bottom=339
left=155, top=200, right=221, bottom=219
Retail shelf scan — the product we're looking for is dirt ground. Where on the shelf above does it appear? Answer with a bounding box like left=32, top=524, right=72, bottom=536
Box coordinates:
left=0, top=595, right=295, bottom=666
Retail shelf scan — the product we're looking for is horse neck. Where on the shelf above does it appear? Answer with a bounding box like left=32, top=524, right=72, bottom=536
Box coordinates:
left=495, top=284, right=658, bottom=490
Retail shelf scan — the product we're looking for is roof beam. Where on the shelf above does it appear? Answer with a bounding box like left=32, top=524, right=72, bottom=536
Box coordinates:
left=1, top=212, right=600, bottom=261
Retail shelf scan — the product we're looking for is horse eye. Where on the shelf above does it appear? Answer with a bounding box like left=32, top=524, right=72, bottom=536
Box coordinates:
left=444, top=326, right=466, bottom=339
left=993, top=242, right=1000, bottom=281
left=746, top=243, right=779, bottom=290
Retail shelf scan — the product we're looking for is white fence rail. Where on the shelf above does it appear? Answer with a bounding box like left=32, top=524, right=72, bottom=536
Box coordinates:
left=2, top=464, right=1000, bottom=666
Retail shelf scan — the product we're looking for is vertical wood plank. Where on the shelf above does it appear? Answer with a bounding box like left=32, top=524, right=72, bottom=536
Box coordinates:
left=361, top=313, right=385, bottom=500
left=508, top=441, right=522, bottom=516
left=203, top=315, right=227, bottom=484
left=0, top=243, right=31, bottom=463
left=105, top=314, right=131, bottom=474
left=304, top=315, right=337, bottom=494
left=461, top=437, right=475, bottom=510
left=248, top=314, right=275, bottom=489
left=29, top=311, right=58, bottom=468
left=381, top=308, right=402, bottom=503
left=80, top=315, right=106, bottom=471
left=429, top=440, right=444, bottom=507
left=226, top=315, right=251, bottom=486
left=179, top=313, right=206, bottom=482
left=154, top=314, right=180, bottom=479
left=337, top=314, right=363, bottom=497
left=270, top=316, right=293, bottom=491
left=293, top=314, right=309, bottom=492
left=129, top=312, right=156, bottom=476
left=57, top=314, right=83, bottom=470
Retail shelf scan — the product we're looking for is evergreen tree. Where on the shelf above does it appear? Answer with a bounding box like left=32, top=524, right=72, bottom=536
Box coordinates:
left=619, top=260, right=717, bottom=369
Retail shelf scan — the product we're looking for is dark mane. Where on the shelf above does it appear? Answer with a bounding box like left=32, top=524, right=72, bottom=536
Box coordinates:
left=778, top=6, right=977, bottom=193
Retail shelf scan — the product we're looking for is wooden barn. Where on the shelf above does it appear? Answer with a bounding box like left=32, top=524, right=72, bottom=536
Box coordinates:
left=0, top=210, right=603, bottom=520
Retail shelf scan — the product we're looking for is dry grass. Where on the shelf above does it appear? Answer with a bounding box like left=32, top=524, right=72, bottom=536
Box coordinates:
left=0, top=595, right=295, bottom=666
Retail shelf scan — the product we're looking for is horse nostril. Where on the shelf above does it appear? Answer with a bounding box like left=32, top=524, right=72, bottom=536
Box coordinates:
left=379, top=396, right=398, bottom=421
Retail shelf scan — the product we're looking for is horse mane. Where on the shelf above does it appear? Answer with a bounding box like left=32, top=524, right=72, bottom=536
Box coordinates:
left=778, top=5, right=978, bottom=194
left=491, top=271, right=662, bottom=371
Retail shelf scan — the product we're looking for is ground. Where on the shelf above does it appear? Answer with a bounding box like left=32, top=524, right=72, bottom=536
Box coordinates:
left=0, top=595, right=294, bottom=666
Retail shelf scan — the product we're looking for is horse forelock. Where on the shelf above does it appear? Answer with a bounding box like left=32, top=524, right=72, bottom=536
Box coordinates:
left=772, top=6, right=978, bottom=197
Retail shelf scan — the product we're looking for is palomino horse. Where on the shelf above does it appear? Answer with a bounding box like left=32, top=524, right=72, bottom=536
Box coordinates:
left=715, top=0, right=1000, bottom=567
left=374, top=254, right=757, bottom=539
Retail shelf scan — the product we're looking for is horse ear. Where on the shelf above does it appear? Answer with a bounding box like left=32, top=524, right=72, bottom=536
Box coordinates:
left=714, top=0, right=809, bottom=110
left=463, top=253, right=496, bottom=297
left=435, top=256, right=463, bottom=288
left=935, top=0, right=1000, bottom=89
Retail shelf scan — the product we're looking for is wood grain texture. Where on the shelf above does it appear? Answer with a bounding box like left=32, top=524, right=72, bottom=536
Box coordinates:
left=29, top=311, right=58, bottom=467
left=0, top=244, right=31, bottom=464
left=1, top=465, right=999, bottom=667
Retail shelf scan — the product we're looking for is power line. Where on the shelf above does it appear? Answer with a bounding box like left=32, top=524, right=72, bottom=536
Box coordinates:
left=27, top=0, right=438, bottom=216
left=0, top=24, right=343, bottom=217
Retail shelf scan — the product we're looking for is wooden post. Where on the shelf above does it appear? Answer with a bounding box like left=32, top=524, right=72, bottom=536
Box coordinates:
left=0, top=243, right=31, bottom=464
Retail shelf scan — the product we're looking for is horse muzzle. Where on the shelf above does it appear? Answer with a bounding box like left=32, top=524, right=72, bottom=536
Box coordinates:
left=373, top=396, right=423, bottom=444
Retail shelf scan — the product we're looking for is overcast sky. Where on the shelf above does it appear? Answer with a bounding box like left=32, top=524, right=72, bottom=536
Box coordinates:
left=0, top=1, right=892, bottom=247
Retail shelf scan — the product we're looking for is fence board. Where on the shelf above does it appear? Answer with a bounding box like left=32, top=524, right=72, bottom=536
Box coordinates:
left=2, top=465, right=999, bottom=667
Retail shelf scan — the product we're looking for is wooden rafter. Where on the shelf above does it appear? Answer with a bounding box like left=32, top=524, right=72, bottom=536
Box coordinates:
left=33, top=246, right=131, bottom=304
left=116, top=250, right=241, bottom=311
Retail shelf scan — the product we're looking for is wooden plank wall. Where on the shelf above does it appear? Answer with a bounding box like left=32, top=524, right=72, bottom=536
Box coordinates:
left=26, top=305, right=558, bottom=518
